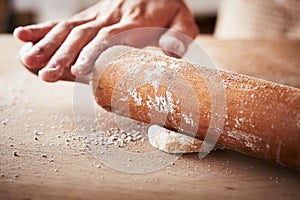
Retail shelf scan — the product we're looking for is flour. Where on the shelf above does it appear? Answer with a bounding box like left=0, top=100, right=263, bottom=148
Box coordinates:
left=80, top=127, right=146, bottom=148
left=181, top=113, right=194, bottom=127
left=145, top=89, right=178, bottom=114
left=128, top=88, right=143, bottom=106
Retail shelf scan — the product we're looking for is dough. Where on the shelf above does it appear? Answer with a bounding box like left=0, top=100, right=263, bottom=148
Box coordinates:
left=148, top=125, right=205, bottom=154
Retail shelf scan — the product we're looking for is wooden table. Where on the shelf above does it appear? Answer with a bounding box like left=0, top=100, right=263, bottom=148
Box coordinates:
left=0, top=34, right=299, bottom=200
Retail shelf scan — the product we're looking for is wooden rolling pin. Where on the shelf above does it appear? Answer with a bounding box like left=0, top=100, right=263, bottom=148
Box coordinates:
left=91, top=46, right=300, bottom=169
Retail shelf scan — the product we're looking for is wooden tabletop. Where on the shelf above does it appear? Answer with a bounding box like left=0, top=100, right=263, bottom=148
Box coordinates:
left=0, top=34, right=299, bottom=200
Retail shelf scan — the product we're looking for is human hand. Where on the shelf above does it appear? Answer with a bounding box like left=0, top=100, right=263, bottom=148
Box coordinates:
left=14, top=0, right=198, bottom=82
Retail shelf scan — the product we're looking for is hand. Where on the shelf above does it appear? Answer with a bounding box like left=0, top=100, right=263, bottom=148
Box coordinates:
left=14, top=0, right=198, bottom=82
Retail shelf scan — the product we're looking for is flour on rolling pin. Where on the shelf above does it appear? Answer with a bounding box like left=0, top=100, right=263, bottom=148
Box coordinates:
left=91, top=45, right=208, bottom=154
left=91, top=45, right=300, bottom=169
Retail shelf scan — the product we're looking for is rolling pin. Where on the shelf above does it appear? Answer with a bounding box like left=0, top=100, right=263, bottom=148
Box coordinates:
left=91, top=45, right=300, bottom=169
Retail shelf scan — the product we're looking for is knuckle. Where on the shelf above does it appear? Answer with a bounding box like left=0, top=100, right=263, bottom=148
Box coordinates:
left=99, top=26, right=115, bottom=37
left=100, top=23, right=131, bottom=37
left=33, top=45, right=46, bottom=55
left=70, top=26, right=85, bottom=37
left=58, top=20, right=75, bottom=30
left=71, top=25, right=93, bottom=37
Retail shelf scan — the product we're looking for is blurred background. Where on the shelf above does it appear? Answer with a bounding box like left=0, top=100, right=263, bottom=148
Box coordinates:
left=0, top=0, right=220, bottom=34
left=0, top=0, right=299, bottom=39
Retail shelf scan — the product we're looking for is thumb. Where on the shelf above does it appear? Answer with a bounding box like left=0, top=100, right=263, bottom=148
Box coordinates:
left=159, top=6, right=198, bottom=58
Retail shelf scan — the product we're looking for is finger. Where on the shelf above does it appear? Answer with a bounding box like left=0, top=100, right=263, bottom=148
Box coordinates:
left=159, top=7, right=199, bottom=58
left=13, top=21, right=57, bottom=43
left=19, top=42, right=40, bottom=76
left=18, top=43, right=75, bottom=82
left=38, top=19, right=112, bottom=82
left=27, top=67, right=76, bottom=82
left=120, top=26, right=165, bottom=48
left=71, top=22, right=140, bottom=76
left=19, top=42, right=33, bottom=58
left=21, top=13, right=98, bottom=70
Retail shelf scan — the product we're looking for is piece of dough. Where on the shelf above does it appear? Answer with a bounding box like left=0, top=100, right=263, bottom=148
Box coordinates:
left=148, top=125, right=205, bottom=154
